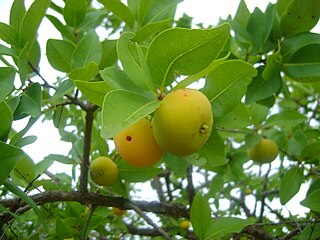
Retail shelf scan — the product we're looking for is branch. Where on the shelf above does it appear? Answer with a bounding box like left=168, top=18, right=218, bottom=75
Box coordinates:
left=186, top=165, right=195, bottom=205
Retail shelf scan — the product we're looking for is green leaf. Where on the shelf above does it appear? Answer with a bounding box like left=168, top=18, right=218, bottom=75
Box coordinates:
left=14, top=83, right=42, bottom=119
left=77, top=10, right=108, bottom=33
left=118, top=161, right=162, bottom=182
left=3, top=179, right=45, bottom=228
left=163, top=153, right=188, bottom=177
left=203, top=60, right=257, bottom=117
left=9, top=0, right=26, bottom=32
left=279, top=166, right=304, bottom=205
left=35, top=158, right=54, bottom=176
left=147, top=23, right=230, bottom=88
left=117, top=32, right=156, bottom=91
left=0, top=44, right=16, bottom=56
left=101, top=90, right=159, bottom=139
left=0, top=67, right=15, bottom=102
left=246, top=66, right=281, bottom=104
left=63, top=0, right=87, bottom=27
left=11, top=154, right=36, bottom=183
left=199, top=129, right=227, bottom=169
left=298, top=223, right=320, bottom=240
left=14, top=135, right=37, bottom=148
left=300, top=188, right=320, bottom=212
left=99, top=39, right=118, bottom=69
left=75, top=80, right=111, bottom=106
left=19, top=0, right=51, bottom=48
left=10, top=117, right=38, bottom=145
left=233, top=0, right=251, bottom=27
left=249, top=103, right=270, bottom=125
left=50, top=79, right=74, bottom=101
left=0, top=22, right=19, bottom=46
left=46, top=39, right=75, bottom=73
left=100, top=67, right=140, bottom=92
left=46, top=14, right=74, bottom=41
left=99, top=0, right=135, bottom=28
left=53, top=106, right=68, bottom=129
left=0, top=141, right=26, bottom=185
left=301, top=141, right=320, bottom=162
left=277, top=0, right=320, bottom=36
left=205, top=217, right=255, bottom=239
left=43, top=154, right=76, bottom=165
left=215, top=103, right=250, bottom=129
left=264, top=110, right=307, bottom=127
left=69, top=62, right=99, bottom=81
left=72, top=30, right=102, bottom=69
left=190, top=192, right=211, bottom=240
left=0, top=101, right=13, bottom=142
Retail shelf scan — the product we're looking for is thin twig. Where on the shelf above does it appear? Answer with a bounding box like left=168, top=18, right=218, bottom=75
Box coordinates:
left=186, top=165, right=195, bottom=206
left=82, top=205, right=96, bottom=240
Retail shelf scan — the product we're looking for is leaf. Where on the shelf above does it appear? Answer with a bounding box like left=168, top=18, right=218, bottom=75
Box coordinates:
left=69, top=62, right=99, bottom=81
left=3, top=179, right=45, bottom=228
left=63, top=0, right=87, bottom=27
left=53, top=106, right=68, bottom=129
left=0, top=44, right=16, bottom=56
left=249, top=103, right=270, bottom=125
left=279, top=166, right=304, bottom=205
left=46, top=14, right=74, bottom=41
left=118, top=161, right=162, bottom=182
left=0, top=141, right=26, bottom=185
left=205, top=217, right=255, bottom=239
left=301, top=141, right=320, bottom=162
left=300, top=188, right=320, bottom=212
left=14, top=135, right=37, bottom=148
left=50, top=79, right=74, bottom=101
left=264, top=110, right=307, bottom=127
left=0, top=101, right=13, bottom=142
left=35, top=158, right=54, bottom=176
left=43, top=154, right=76, bottom=165
left=147, top=23, right=231, bottom=88
left=9, top=0, right=26, bottom=32
left=101, top=90, right=159, bottom=139
left=10, top=117, right=38, bottom=145
left=277, top=0, right=320, bottom=36
left=0, top=22, right=19, bottom=46
left=117, top=32, right=156, bottom=91
left=0, top=67, right=15, bottom=102
left=100, top=39, right=118, bottom=69
left=46, top=39, right=75, bottom=73
left=71, top=30, right=102, bottom=69
left=99, top=0, right=135, bottom=28
left=215, top=103, right=250, bottom=129
left=75, top=80, right=111, bottom=106
left=190, top=192, right=211, bottom=240
left=19, top=0, right=51, bottom=48
left=199, top=129, right=227, bottom=169
left=203, top=60, right=257, bottom=117
left=298, top=223, right=320, bottom=240
left=77, top=10, right=108, bottom=33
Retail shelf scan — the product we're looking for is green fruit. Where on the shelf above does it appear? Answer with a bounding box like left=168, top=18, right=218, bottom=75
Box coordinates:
left=90, top=156, right=118, bottom=186
left=180, top=220, right=190, bottom=230
left=247, top=138, right=279, bottom=164
left=153, top=88, right=213, bottom=156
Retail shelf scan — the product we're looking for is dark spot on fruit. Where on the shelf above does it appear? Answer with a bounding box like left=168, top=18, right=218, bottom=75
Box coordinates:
left=126, top=136, right=132, bottom=141
left=184, top=93, right=188, bottom=97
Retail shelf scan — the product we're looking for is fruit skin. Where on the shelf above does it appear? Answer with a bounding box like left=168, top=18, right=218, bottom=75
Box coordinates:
left=152, top=88, right=213, bottom=156
left=114, top=118, right=164, bottom=167
left=90, top=156, right=118, bottom=186
left=247, top=138, right=279, bottom=164
left=112, top=207, right=126, bottom=216
left=180, top=220, right=190, bottom=230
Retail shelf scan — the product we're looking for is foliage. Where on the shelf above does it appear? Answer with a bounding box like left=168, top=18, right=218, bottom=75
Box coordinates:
left=0, top=0, right=320, bottom=239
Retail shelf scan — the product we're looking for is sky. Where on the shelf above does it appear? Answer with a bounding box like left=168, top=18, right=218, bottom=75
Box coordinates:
left=0, top=0, right=314, bottom=214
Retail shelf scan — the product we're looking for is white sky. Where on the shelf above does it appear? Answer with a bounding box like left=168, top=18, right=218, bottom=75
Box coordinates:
left=0, top=0, right=314, bottom=215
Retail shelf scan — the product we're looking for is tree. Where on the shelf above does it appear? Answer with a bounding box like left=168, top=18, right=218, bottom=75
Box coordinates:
left=0, top=0, right=320, bottom=239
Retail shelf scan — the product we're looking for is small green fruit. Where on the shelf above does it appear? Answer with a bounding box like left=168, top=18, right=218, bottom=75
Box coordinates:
left=247, top=138, right=279, bottom=164
left=90, top=156, right=118, bottom=186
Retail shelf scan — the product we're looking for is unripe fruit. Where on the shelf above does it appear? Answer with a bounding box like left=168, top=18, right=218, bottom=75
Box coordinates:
left=180, top=220, right=190, bottom=230
left=114, top=118, right=164, bottom=167
left=112, top=207, right=126, bottom=216
left=90, top=156, right=118, bottom=186
left=153, top=88, right=213, bottom=156
left=247, top=138, right=279, bottom=164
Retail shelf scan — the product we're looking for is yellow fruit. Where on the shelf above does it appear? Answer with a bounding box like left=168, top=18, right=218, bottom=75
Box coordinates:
left=90, top=156, right=118, bottom=186
left=180, top=220, right=190, bottom=230
left=114, top=118, right=164, bottom=167
left=153, top=88, right=213, bottom=156
left=112, top=207, right=126, bottom=216
left=247, top=138, right=279, bottom=164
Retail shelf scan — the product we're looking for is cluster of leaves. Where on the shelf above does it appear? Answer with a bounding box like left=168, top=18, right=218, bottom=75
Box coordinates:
left=0, top=0, right=320, bottom=239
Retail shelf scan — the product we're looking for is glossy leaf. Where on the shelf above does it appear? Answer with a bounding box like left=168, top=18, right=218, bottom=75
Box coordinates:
left=203, top=60, right=257, bottom=117
left=0, top=67, right=15, bottom=102
left=50, top=79, right=74, bottom=101
left=147, top=23, right=231, bottom=88
left=0, top=141, right=26, bottom=185
left=300, top=188, right=320, bottom=212
left=53, top=106, right=68, bottom=129
left=264, top=110, right=307, bottom=127
left=71, top=30, right=102, bottom=69
left=0, top=22, right=19, bottom=46
left=190, top=192, right=211, bottom=240
left=75, top=80, right=111, bottom=106
left=215, top=103, right=250, bottom=129
left=46, top=14, right=74, bottom=41
left=46, top=39, right=75, bottom=73
left=9, top=0, right=26, bottom=31
left=14, top=135, right=37, bottom=148
left=0, top=101, right=13, bottom=142
left=100, top=39, right=118, bottom=69
left=118, top=161, right=162, bottom=182
left=298, top=223, right=320, bottom=240
left=301, top=141, right=320, bottom=162
left=117, top=32, right=156, bottom=91
left=279, top=166, right=304, bottom=205
left=205, top=217, right=255, bottom=239
left=63, top=0, right=87, bottom=27
left=101, top=90, right=159, bottom=139
left=69, top=62, right=99, bottom=81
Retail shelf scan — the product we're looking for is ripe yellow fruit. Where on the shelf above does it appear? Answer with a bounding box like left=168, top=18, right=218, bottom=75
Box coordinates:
left=153, top=88, right=213, bottom=156
left=180, top=220, right=190, bottom=230
left=90, top=156, right=118, bottom=186
left=112, top=207, right=126, bottom=216
left=247, top=138, right=279, bottom=164
left=114, top=118, right=164, bottom=167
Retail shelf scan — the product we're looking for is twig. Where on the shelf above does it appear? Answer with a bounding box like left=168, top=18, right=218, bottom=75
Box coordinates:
left=128, top=202, right=173, bottom=240
left=153, top=176, right=166, bottom=203
left=82, top=205, right=96, bottom=240
left=186, top=165, right=195, bottom=205
left=258, top=164, right=272, bottom=223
